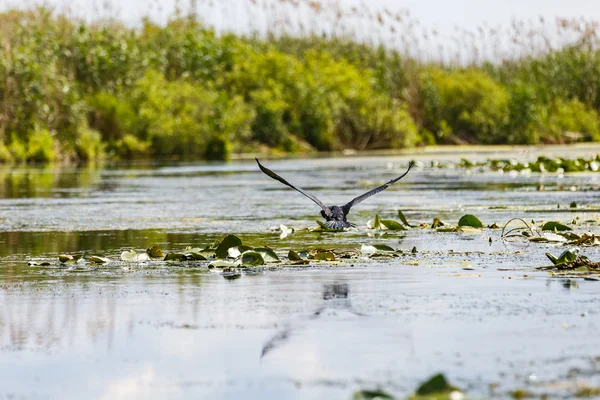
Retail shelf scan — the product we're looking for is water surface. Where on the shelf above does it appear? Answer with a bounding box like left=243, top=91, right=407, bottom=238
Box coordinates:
left=2, top=147, right=600, bottom=399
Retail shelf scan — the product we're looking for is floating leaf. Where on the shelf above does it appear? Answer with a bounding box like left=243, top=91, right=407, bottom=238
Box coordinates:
left=164, top=252, right=185, bottom=261
left=241, top=251, right=265, bottom=266
left=184, top=252, right=208, bottom=261
left=314, top=251, right=335, bottom=261
left=367, top=214, right=382, bottom=229
left=360, top=244, right=395, bottom=254
left=353, top=390, right=394, bottom=400
left=570, top=201, right=577, bottom=208
left=546, top=248, right=580, bottom=265
left=381, top=219, right=406, bottom=230
left=215, top=234, right=243, bottom=258
left=209, top=260, right=240, bottom=268
left=146, top=246, right=165, bottom=258
left=431, top=218, right=445, bottom=228
left=88, top=256, right=110, bottom=264
left=288, top=250, right=302, bottom=261
left=254, top=247, right=280, bottom=262
left=542, top=221, right=572, bottom=231
left=397, top=210, right=413, bottom=227
left=415, top=373, right=458, bottom=396
left=59, top=254, right=74, bottom=263
left=458, top=214, right=483, bottom=228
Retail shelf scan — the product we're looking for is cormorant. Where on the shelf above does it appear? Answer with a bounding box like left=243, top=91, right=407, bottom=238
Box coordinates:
left=256, top=158, right=415, bottom=229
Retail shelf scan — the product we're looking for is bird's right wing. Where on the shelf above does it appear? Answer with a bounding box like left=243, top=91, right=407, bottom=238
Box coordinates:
left=256, top=158, right=329, bottom=212
left=342, top=161, right=415, bottom=215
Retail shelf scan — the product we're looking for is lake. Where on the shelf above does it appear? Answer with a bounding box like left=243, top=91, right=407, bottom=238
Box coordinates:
left=1, top=146, right=600, bottom=399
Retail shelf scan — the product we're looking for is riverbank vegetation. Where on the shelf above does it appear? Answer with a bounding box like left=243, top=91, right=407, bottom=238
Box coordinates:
left=2, top=3, right=600, bottom=163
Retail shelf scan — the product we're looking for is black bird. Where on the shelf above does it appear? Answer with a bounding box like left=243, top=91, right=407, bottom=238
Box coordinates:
left=255, top=158, right=415, bottom=229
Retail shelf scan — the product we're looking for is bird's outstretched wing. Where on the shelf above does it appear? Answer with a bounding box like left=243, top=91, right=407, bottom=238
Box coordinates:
left=342, top=161, right=415, bottom=215
left=256, top=158, right=329, bottom=212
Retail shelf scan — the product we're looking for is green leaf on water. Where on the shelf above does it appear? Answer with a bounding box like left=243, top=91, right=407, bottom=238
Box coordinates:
left=314, top=251, right=335, bottom=261
left=164, top=252, right=185, bottom=261
left=541, top=221, right=572, bottom=231
left=381, top=219, right=406, bottom=230
left=367, top=214, right=382, bottom=229
left=288, top=250, right=302, bottom=260
left=570, top=201, right=577, bottom=208
left=215, top=234, right=243, bottom=258
left=88, top=256, right=110, bottom=264
left=415, top=373, right=458, bottom=396
left=146, top=246, right=164, bottom=258
left=209, top=260, right=241, bottom=268
left=397, top=210, right=413, bottom=227
left=431, top=218, right=445, bottom=228
left=184, top=252, right=208, bottom=261
left=458, top=214, right=483, bottom=228
left=353, top=389, right=394, bottom=400
left=59, top=255, right=73, bottom=263
left=254, top=247, right=280, bottom=262
left=241, top=251, right=265, bottom=266
left=546, top=248, right=579, bottom=265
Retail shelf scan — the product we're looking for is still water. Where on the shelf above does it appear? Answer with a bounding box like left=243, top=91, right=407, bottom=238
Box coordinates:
left=1, top=147, right=600, bottom=399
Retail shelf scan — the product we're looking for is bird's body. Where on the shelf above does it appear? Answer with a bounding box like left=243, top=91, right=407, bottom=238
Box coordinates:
left=256, top=158, right=415, bottom=229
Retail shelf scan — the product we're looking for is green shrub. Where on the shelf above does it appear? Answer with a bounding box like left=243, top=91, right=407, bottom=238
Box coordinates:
left=75, top=125, right=104, bottom=161
left=422, top=68, right=510, bottom=144
left=27, top=128, right=56, bottom=163
left=114, top=134, right=150, bottom=158
left=8, top=135, right=27, bottom=163
left=86, top=92, right=138, bottom=142
left=542, top=98, right=600, bottom=143
left=205, top=136, right=232, bottom=160
left=0, top=142, right=12, bottom=163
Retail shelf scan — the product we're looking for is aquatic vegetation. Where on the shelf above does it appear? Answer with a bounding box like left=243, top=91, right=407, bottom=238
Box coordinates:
left=4, top=5, right=600, bottom=163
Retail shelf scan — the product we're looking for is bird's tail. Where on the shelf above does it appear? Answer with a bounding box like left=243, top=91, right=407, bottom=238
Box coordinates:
left=325, top=220, right=353, bottom=229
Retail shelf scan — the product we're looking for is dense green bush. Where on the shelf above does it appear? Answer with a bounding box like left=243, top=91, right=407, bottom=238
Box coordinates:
left=2, top=7, right=600, bottom=164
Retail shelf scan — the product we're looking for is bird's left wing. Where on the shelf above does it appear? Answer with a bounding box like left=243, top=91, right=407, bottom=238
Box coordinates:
left=256, top=158, right=329, bottom=212
left=341, top=161, right=415, bottom=215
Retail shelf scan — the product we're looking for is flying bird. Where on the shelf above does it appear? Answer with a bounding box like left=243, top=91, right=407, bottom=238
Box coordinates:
left=255, top=158, right=415, bottom=229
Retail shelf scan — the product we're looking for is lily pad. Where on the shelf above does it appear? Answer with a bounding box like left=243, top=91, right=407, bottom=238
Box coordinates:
left=415, top=373, right=459, bottom=396
left=215, top=234, right=243, bottom=258
left=146, top=245, right=165, bottom=258
left=241, top=251, right=265, bottom=266
left=367, top=214, right=382, bottom=229
left=360, top=244, right=395, bottom=255
left=120, top=250, right=149, bottom=262
left=381, top=219, right=406, bottom=230
left=353, top=390, right=394, bottom=400
left=164, top=252, right=185, bottom=261
left=431, top=218, right=445, bottom=228
left=88, top=256, right=110, bottom=264
left=288, top=250, right=303, bottom=261
left=546, top=248, right=580, bottom=265
left=209, top=260, right=241, bottom=268
left=458, top=214, right=483, bottom=228
left=542, top=221, right=572, bottom=231
left=254, top=247, right=280, bottom=262
left=397, top=210, right=413, bottom=227
left=59, top=254, right=74, bottom=263
left=314, top=251, right=335, bottom=261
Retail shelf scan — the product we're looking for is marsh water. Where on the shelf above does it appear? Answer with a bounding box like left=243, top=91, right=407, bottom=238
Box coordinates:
left=2, top=146, right=600, bottom=399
